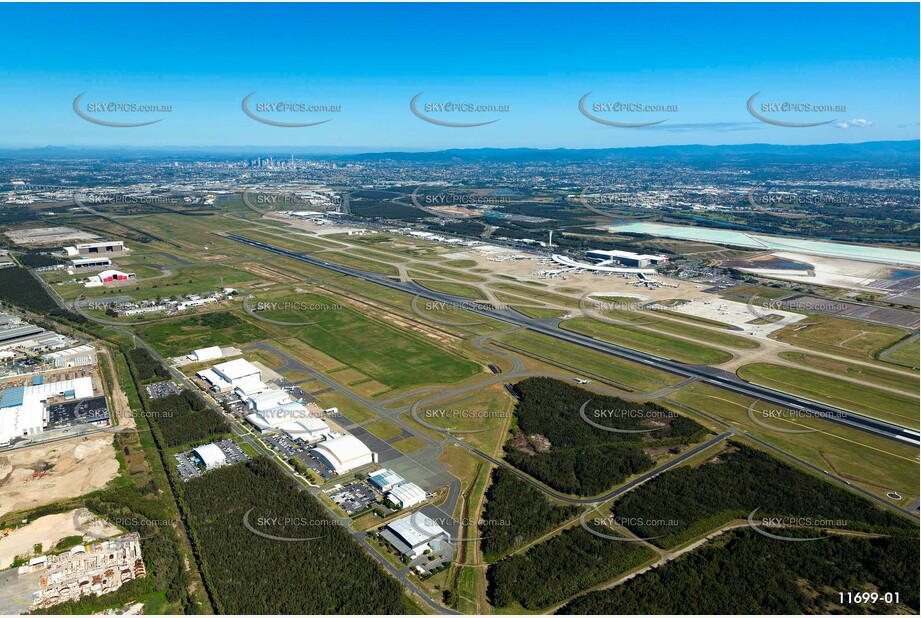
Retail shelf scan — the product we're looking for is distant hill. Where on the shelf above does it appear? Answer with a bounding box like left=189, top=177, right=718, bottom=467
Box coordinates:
left=343, top=141, right=920, bottom=163
left=0, top=140, right=917, bottom=162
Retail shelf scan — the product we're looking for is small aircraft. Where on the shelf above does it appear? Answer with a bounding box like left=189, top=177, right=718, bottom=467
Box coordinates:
left=574, top=378, right=590, bottom=385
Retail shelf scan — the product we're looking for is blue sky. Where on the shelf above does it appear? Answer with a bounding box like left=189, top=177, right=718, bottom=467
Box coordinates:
left=0, top=3, right=918, bottom=150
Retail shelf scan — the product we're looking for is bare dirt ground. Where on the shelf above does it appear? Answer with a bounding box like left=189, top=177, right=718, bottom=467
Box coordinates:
left=0, top=435, right=119, bottom=518
left=0, top=510, right=122, bottom=569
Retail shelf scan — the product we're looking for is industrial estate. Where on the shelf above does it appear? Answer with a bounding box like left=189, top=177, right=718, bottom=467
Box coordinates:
left=0, top=3, right=918, bottom=615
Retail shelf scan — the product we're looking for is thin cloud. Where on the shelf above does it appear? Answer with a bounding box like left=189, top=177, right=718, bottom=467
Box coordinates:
left=834, top=118, right=873, bottom=129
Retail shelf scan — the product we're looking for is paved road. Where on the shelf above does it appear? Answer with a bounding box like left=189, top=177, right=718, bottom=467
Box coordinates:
left=220, top=233, right=919, bottom=447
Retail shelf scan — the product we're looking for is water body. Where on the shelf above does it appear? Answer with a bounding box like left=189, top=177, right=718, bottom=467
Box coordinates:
left=609, top=222, right=920, bottom=266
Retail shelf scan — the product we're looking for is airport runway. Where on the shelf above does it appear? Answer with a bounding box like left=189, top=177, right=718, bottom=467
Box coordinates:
left=221, top=233, right=920, bottom=447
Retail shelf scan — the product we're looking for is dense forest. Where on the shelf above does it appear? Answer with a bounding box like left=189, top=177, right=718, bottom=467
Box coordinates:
left=612, top=442, right=917, bottom=548
left=487, top=521, right=655, bottom=610
left=146, top=390, right=228, bottom=448
left=478, top=467, right=580, bottom=560
left=559, top=529, right=920, bottom=614
left=127, top=348, right=170, bottom=383
left=125, top=348, right=227, bottom=448
left=0, top=266, right=59, bottom=312
left=181, top=457, right=409, bottom=614
left=503, top=378, right=708, bottom=495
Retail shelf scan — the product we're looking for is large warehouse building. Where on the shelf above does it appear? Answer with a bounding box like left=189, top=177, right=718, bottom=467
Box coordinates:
left=585, top=249, right=670, bottom=268
left=311, top=435, right=376, bottom=475
left=381, top=513, right=450, bottom=559
left=64, top=240, right=126, bottom=256
left=0, top=377, right=94, bottom=445
left=192, top=443, right=227, bottom=470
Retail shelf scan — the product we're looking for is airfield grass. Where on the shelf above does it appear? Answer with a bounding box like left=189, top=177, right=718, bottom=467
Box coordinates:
left=594, top=308, right=757, bottom=349
left=454, top=566, right=480, bottom=614
left=444, top=259, right=478, bottom=268
left=313, top=251, right=400, bottom=276
left=491, top=283, right=580, bottom=308
left=779, top=351, right=920, bottom=393
left=772, top=315, right=908, bottom=361
left=251, top=290, right=479, bottom=393
left=736, top=363, right=919, bottom=429
left=493, top=330, right=680, bottom=393
left=411, top=278, right=488, bottom=300
left=409, top=263, right=486, bottom=283
left=562, top=317, right=734, bottom=365
left=416, top=384, right=515, bottom=455
left=392, top=436, right=427, bottom=454
left=667, top=382, right=920, bottom=506
left=883, top=337, right=920, bottom=368
left=139, top=311, right=267, bottom=357
left=229, top=228, right=337, bottom=253
left=318, top=392, right=376, bottom=424
left=363, top=419, right=403, bottom=441
left=345, top=247, right=412, bottom=264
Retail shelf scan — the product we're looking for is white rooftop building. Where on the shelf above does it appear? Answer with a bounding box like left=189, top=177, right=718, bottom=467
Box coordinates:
left=369, top=468, right=405, bottom=492
left=189, top=346, right=223, bottom=362
left=311, top=435, right=376, bottom=475
left=387, top=482, right=427, bottom=509
left=280, top=417, right=331, bottom=443
left=42, top=345, right=96, bottom=368
left=0, top=377, right=94, bottom=445
left=213, top=358, right=261, bottom=385
left=381, top=513, right=449, bottom=559
left=192, top=443, right=227, bottom=469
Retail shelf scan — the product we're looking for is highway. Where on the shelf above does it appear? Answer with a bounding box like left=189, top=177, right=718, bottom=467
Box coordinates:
left=221, top=232, right=920, bottom=447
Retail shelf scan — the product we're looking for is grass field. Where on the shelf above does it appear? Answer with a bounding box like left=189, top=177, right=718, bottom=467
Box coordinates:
left=594, top=307, right=758, bottom=349
left=140, top=311, right=267, bottom=356
left=667, top=382, right=920, bottom=506
left=562, top=317, right=734, bottom=365
left=255, top=290, right=480, bottom=393
left=882, top=336, right=920, bottom=368
left=779, top=351, right=919, bottom=393
left=417, top=384, right=514, bottom=454
left=316, top=251, right=400, bottom=276
left=363, top=419, right=403, bottom=441
left=392, top=436, right=427, bottom=454
left=493, top=330, right=680, bottom=393
left=412, top=278, right=488, bottom=300
left=736, top=362, right=919, bottom=428
left=772, top=315, right=909, bottom=361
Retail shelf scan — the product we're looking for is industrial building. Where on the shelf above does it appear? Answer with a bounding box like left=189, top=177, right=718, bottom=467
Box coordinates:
left=0, top=376, right=94, bottom=445
left=585, top=249, right=670, bottom=268
left=280, top=416, right=331, bottom=443
left=386, top=482, right=427, bottom=509
left=192, top=443, right=228, bottom=469
left=311, top=434, right=376, bottom=475
left=551, top=254, right=655, bottom=275
left=42, top=344, right=97, bottom=368
left=84, top=270, right=136, bottom=287
left=380, top=513, right=450, bottom=559
left=63, top=240, right=126, bottom=256
left=369, top=468, right=405, bottom=492
left=189, top=346, right=223, bottom=362
left=70, top=257, right=112, bottom=270
left=212, top=358, right=262, bottom=387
